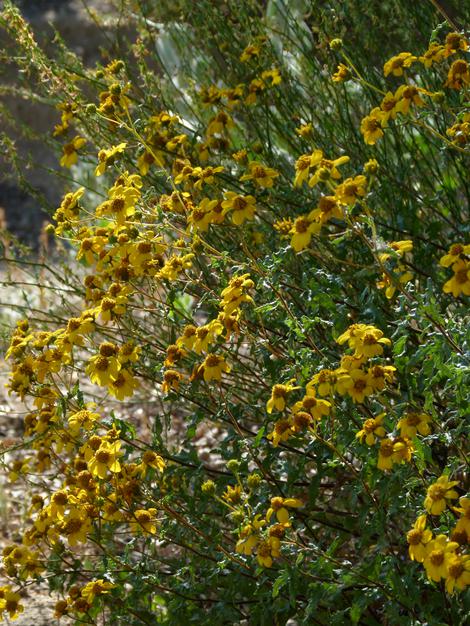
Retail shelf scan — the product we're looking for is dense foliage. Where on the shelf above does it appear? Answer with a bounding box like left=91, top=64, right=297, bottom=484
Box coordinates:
left=0, top=1, right=469, bottom=624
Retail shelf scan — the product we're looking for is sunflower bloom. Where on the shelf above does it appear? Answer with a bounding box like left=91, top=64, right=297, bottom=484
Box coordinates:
left=356, top=414, right=386, bottom=445
left=266, top=496, right=303, bottom=524
left=423, top=535, right=458, bottom=582
left=88, top=441, right=122, bottom=479
left=60, top=136, right=86, bottom=168
left=445, top=554, right=470, bottom=593
left=406, top=515, right=433, bottom=562
left=266, top=381, right=298, bottom=413
left=424, top=475, right=459, bottom=515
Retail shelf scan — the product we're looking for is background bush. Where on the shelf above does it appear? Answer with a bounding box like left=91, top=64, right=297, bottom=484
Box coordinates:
left=0, top=1, right=469, bottom=624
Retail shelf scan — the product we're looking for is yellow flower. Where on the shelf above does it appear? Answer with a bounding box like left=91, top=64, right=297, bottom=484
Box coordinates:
left=60, top=508, right=92, bottom=546
left=164, top=344, right=186, bottom=367
left=443, top=32, right=469, bottom=57
left=356, top=414, right=386, bottom=445
left=423, top=535, right=458, bottom=582
left=245, top=78, right=265, bottom=105
left=175, top=327, right=197, bottom=353
left=63, top=314, right=95, bottom=346
left=335, top=175, right=367, bottom=206
left=221, top=192, right=257, bottom=225
left=222, top=484, right=242, bottom=504
left=290, top=215, right=321, bottom=252
left=376, top=92, right=400, bottom=124
left=50, top=489, right=69, bottom=519
left=60, top=136, right=86, bottom=168
left=424, top=475, right=459, bottom=515
left=307, top=151, right=350, bottom=187
left=256, top=536, right=281, bottom=568
left=267, top=418, right=292, bottom=447
left=88, top=441, right=122, bottom=479
left=419, top=42, right=445, bottom=67
left=207, top=110, right=234, bottom=136
left=95, top=142, right=127, bottom=176
left=96, top=183, right=140, bottom=225
left=201, top=354, right=230, bottom=382
left=193, top=320, right=224, bottom=354
left=406, top=515, right=433, bottom=562
left=261, top=68, right=282, bottom=86
left=266, top=496, right=303, bottom=524
left=377, top=438, right=395, bottom=471
left=86, top=344, right=121, bottom=386
left=118, top=342, right=141, bottom=364
left=360, top=108, right=384, bottom=145
left=307, top=369, right=337, bottom=396
left=240, top=161, right=279, bottom=188
left=240, top=43, right=261, bottom=63
left=293, top=153, right=316, bottom=187
left=397, top=412, right=431, bottom=438
left=266, top=381, right=298, bottom=413
left=158, top=253, right=194, bottom=281
left=219, top=274, right=254, bottom=315
left=295, top=123, right=313, bottom=139
left=337, top=323, right=391, bottom=359
left=139, top=450, right=165, bottom=476
left=273, top=217, right=294, bottom=238
left=445, top=59, right=470, bottom=90
left=443, top=259, right=470, bottom=297
left=0, top=587, right=24, bottom=620
left=191, top=165, right=224, bottom=190
left=445, top=554, right=470, bottom=593
left=137, top=150, right=158, bottom=175
left=309, top=195, right=343, bottom=224
left=379, top=240, right=413, bottom=262
left=392, top=436, right=414, bottom=465
left=377, top=264, right=413, bottom=299
left=342, top=368, right=374, bottom=403
left=236, top=515, right=265, bottom=555
left=383, top=52, right=416, bottom=77
left=232, top=148, right=248, bottom=163
left=439, top=243, right=470, bottom=267
left=129, top=508, right=158, bottom=535
left=80, top=580, right=116, bottom=605
left=454, top=497, right=470, bottom=536
left=367, top=364, right=396, bottom=391
left=108, top=369, right=139, bottom=400
left=394, top=85, right=426, bottom=115
left=187, top=198, right=219, bottom=232
left=332, top=63, right=351, bottom=82
left=292, top=391, right=331, bottom=420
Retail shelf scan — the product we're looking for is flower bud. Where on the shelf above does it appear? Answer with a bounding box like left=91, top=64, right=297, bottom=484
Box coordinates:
left=329, top=38, right=343, bottom=51
left=201, top=480, right=216, bottom=495
left=431, top=91, right=445, bottom=103
left=364, top=158, right=379, bottom=176
left=226, top=459, right=240, bottom=473
left=247, top=473, right=261, bottom=490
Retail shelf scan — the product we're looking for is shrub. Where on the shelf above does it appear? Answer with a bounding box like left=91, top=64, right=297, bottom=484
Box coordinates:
left=0, top=1, right=469, bottom=624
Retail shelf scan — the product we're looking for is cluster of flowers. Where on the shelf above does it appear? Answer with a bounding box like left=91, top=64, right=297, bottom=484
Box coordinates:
left=406, top=476, right=470, bottom=593
left=346, top=33, right=470, bottom=145
left=265, top=324, right=398, bottom=462
left=202, top=468, right=302, bottom=569
left=163, top=274, right=254, bottom=390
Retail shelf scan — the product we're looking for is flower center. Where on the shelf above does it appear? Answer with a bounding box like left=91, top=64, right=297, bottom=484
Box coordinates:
left=429, top=550, right=444, bottom=566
